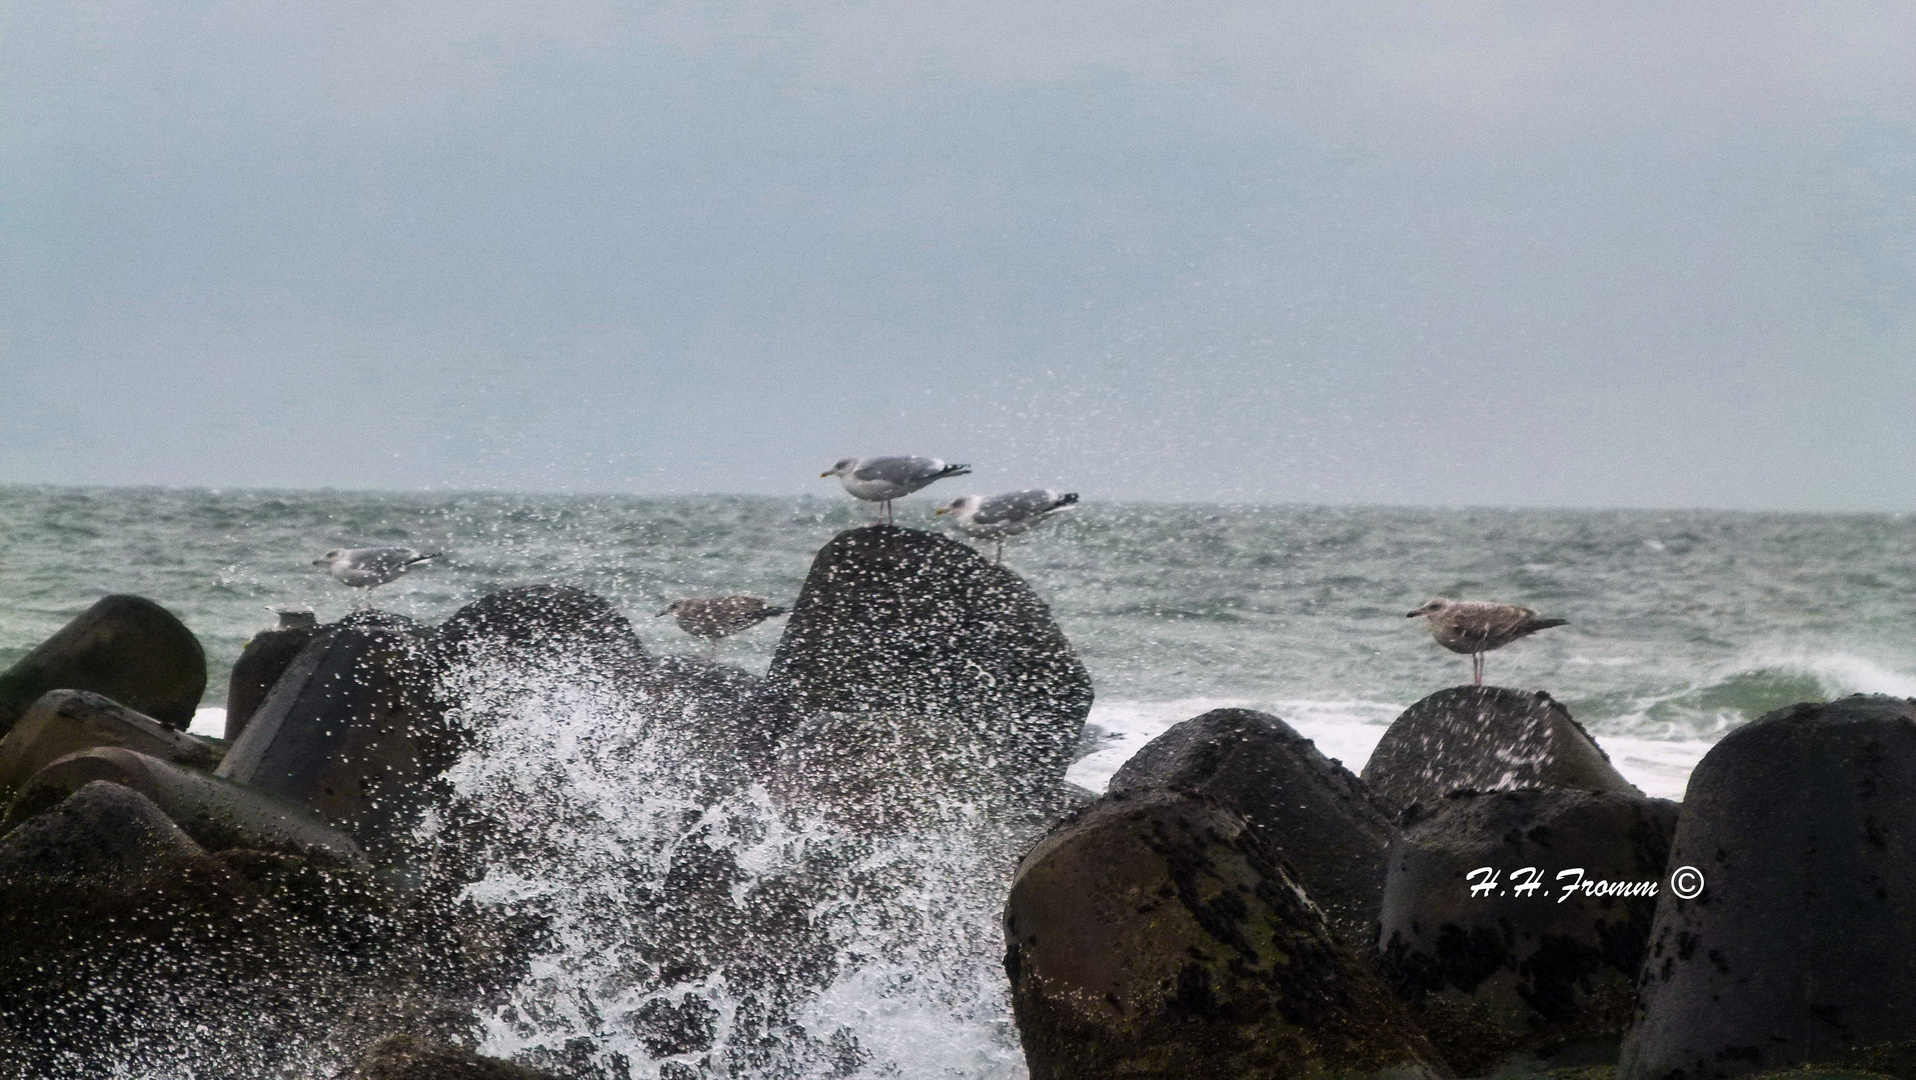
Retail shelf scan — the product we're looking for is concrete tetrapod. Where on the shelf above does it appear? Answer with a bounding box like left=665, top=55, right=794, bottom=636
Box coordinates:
left=1362, top=686, right=1639, bottom=816
left=1377, top=787, right=1679, bottom=1075
left=1004, top=788, right=1447, bottom=1080
left=1620, top=695, right=1916, bottom=1080
left=0, top=594, right=206, bottom=734
left=1108, top=707, right=1398, bottom=944
left=0, top=689, right=221, bottom=803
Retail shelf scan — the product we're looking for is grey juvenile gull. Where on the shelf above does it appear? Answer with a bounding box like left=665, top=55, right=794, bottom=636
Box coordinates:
left=313, top=547, right=439, bottom=591
left=935, top=489, right=1079, bottom=562
left=1407, top=598, right=1567, bottom=685
left=821, top=456, right=971, bottom=523
left=658, top=596, right=787, bottom=654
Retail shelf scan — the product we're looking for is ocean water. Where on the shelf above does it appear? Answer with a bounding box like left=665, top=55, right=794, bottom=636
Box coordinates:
left=3, top=485, right=1915, bottom=1076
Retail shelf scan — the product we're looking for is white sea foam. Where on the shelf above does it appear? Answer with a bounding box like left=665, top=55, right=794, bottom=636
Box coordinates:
left=188, top=706, right=226, bottom=738
left=1071, top=697, right=1714, bottom=802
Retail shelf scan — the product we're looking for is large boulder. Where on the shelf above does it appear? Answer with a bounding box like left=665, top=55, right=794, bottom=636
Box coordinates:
left=767, top=525, right=1092, bottom=807
left=4, top=746, right=370, bottom=870
left=1004, top=788, right=1446, bottom=1080
left=1378, top=788, right=1679, bottom=1076
left=438, top=585, right=648, bottom=679
left=1620, top=695, right=1916, bottom=1080
left=0, top=595, right=206, bottom=734
left=1109, top=707, right=1397, bottom=942
left=0, top=781, right=251, bottom=1063
left=226, top=616, right=322, bottom=742
left=0, top=689, right=221, bottom=802
left=217, top=617, right=452, bottom=865
left=1362, top=686, right=1640, bottom=815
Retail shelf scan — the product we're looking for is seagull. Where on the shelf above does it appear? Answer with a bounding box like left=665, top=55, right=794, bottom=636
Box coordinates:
left=658, top=596, right=787, bottom=655
left=313, top=548, right=440, bottom=592
left=935, top=490, right=1079, bottom=561
left=1407, top=598, right=1567, bottom=685
left=821, top=456, right=971, bottom=523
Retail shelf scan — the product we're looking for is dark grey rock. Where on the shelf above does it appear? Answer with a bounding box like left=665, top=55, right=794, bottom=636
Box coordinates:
left=1378, top=787, right=1678, bottom=1076
left=767, top=525, right=1092, bottom=808
left=439, top=585, right=647, bottom=679
left=216, top=619, right=452, bottom=865
left=1619, top=695, right=1916, bottom=1080
left=1109, top=707, right=1397, bottom=941
left=0, top=689, right=222, bottom=803
left=1362, top=686, right=1640, bottom=815
left=348, top=1034, right=562, bottom=1080
left=0, top=595, right=206, bottom=734
left=226, top=622, right=321, bottom=742
left=1004, top=788, right=1446, bottom=1080
left=4, top=746, right=370, bottom=869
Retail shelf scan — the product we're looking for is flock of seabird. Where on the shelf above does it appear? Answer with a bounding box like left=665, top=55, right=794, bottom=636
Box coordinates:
left=306, top=454, right=1569, bottom=679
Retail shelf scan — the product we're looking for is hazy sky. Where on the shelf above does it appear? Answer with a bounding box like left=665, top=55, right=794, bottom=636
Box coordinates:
left=3, top=1, right=1913, bottom=508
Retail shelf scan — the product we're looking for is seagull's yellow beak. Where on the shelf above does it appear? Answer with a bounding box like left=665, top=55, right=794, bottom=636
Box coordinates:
left=933, top=506, right=948, bottom=515
left=819, top=471, right=832, bottom=477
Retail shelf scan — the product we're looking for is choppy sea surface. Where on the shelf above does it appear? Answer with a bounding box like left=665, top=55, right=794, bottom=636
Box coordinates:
left=3, top=485, right=1914, bottom=1077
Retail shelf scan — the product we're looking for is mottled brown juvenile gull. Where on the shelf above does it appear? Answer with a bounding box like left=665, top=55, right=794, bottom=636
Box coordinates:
left=1407, top=598, right=1567, bottom=685
left=821, top=456, right=970, bottom=523
left=658, top=596, right=787, bottom=651
left=313, top=548, right=438, bottom=591
left=934, top=489, right=1079, bottom=562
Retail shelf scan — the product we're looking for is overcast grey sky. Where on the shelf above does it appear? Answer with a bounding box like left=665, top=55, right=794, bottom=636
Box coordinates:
left=2, top=1, right=1913, bottom=508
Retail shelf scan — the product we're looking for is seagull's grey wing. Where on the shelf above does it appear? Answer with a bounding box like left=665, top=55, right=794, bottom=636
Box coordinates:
left=973, top=490, right=1060, bottom=525
left=852, top=457, right=944, bottom=484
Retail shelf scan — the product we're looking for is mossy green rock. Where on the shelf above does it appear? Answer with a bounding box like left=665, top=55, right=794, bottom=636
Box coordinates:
left=0, top=595, right=206, bottom=734
left=1378, top=788, right=1677, bottom=1076
left=1005, top=788, right=1445, bottom=1080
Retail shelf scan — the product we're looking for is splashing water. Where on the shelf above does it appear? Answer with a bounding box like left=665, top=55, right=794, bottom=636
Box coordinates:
left=427, top=649, right=1034, bottom=1080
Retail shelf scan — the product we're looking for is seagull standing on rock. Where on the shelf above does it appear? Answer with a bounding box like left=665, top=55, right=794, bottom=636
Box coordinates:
left=936, top=490, right=1079, bottom=562
left=821, top=457, right=971, bottom=523
left=1407, top=598, right=1567, bottom=686
left=313, top=548, right=440, bottom=594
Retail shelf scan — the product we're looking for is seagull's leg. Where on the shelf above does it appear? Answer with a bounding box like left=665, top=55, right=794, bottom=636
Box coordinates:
left=996, top=539, right=1004, bottom=563
left=886, top=500, right=894, bottom=525
left=1473, top=653, right=1484, bottom=685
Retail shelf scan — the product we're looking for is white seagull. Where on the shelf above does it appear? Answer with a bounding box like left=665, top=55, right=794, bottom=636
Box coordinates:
left=1407, top=598, right=1567, bottom=686
left=935, top=490, right=1079, bottom=562
left=821, top=456, right=971, bottom=523
left=313, top=547, right=440, bottom=592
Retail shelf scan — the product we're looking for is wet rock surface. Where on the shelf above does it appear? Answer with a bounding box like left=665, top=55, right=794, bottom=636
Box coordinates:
left=1362, top=686, right=1640, bottom=815
left=348, top=1034, right=563, bottom=1080
left=226, top=620, right=322, bottom=742
left=1620, top=695, right=1916, bottom=1080
left=217, top=618, right=453, bottom=864
left=439, top=584, right=649, bottom=679
left=1004, top=788, right=1445, bottom=1080
left=0, top=689, right=222, bottom=802
left=4, top=745, right=370, bottom=869
left=1378, top=788, right=1679, bottom=1076
left=0, top=594, right=206, bottom=734
left=1109, top=707, right=1398, bottom=940
left=768, top=525, right=1093, bottom=809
